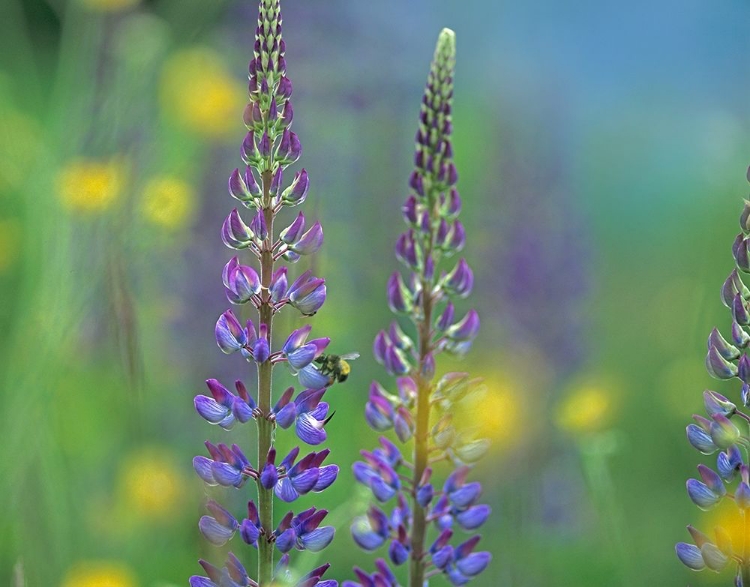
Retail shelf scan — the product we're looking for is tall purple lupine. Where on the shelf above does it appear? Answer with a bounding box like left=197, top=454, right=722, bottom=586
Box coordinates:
left=190, top=2, right=338, bottom=586
left=346, top=29, right=491, bottom=587
left=676, top=170, right=750, bottom=586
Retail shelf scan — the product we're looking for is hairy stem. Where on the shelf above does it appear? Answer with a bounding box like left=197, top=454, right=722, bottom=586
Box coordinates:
left=257, top=168, right=276, bottom=587
left=409, top=231, right=435, bottom=587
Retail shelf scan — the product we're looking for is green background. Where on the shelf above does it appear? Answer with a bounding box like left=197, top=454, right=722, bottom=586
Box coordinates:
left=1, top=0, right=750, bottom=585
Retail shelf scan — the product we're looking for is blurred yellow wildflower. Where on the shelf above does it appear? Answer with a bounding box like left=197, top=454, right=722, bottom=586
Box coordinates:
left=557, top=381, right=617, bottom=435
left=57, top=158, right=125, bottom=213
left=141, top=176, right=195, bottom=229
left=61, top=561, right=136, bottom=587
left=77, top=0, right=140, bottom=12
left=453, top=374, right=528, bottom=453
left=118, top=448, right=184, bottom=520
left=703, top=500, right=749, bottom=572
left=160, top=48, right=245, bottom=139
left=0, top=218, right=21, bottom=273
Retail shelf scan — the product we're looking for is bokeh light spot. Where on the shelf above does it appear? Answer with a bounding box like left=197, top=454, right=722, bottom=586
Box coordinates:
left=60, top=561, right=137, bottom=587
left=160, top=48, right=245, bottom=139
left=141, top=175, right=195, bottom=230
left=56, top=158, right=125, bottom=213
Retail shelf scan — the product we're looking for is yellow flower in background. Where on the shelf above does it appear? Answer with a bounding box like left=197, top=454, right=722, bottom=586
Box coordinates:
left=141, top=176, right=195, bottom=229
left=557, top=381, right=617, bottom=435
left=118, top=448, right=184, bottom=520
left=453, top=374, right=528, bottom=453
left=77, top=0, right=140, bottom=12
left=57, top=158, right=125, bottom=213
left=160, top=48, right=245, bottom=139
left=61, top=561, right=136, bottom=587
left=702, top=499, right=748, bottom=579
left=0, top=219, right=21, bottom=273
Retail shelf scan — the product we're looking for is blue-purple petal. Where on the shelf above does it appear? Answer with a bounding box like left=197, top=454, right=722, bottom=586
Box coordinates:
left=675, top=542, right=705, bottom=570
left=313, top=465, right=339, bottom=492
left=232, top=398, right=255, bottom=423
left=686, top=479, right=721, bottom=510
left=456, top=505, right=491, bottom=530
left=199, top=515, right=236, bottom=546
left=388, top=540, right=409, bottom=566
left=195, top=396, right=229, bottom=424
left=193, top=456, right=217, bottom=485
left=275, top=403, right=297, bottom=429
left=276, top=528, right=296, bottom=553
left=370, top=477, right=397, bottom=502
left=291, top=468, right=320, bottom=494
left=450, top=482, right=482, bottom=508
left=298, top=364, right=331, bottom=389
left=432, top=545, right=454, bottom=569
left=275, top=478, right=300, bottom=503
left=241, top=519, right=260, bottom=546
left=456, top=552, right=491, bottom=576
left=211, top=462, right=243, bottom=487
left=296, top=413, right=327, bottom=445
left=287, top=343, right=317, bottom=370
left=300, top=526, right=335, bottom=552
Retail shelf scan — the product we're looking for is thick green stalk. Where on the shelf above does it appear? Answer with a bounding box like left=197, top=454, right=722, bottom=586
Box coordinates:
left=257, top=168, right=276, bottom=587
left=409, top=300, right=433, bottom=587
left=409, top=203, right=437, bottom=587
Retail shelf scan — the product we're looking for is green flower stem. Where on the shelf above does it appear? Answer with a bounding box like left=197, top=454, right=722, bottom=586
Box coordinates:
left=410, top=206, right=437, bottom=587
left=257, top=167, right=276, bottom=587
left=579, top=436, right=633, bottom=587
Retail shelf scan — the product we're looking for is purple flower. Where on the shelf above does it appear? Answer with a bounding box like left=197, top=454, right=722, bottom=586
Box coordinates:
left=717, top=444, right=743, bottom=480
left=351, top=505, right=390, bottom=551
left=274, top=388, right=332, bottom=445
left=193, top=441, right=252, bottom=488
left=282, top=325, right=330, bottom=373
left=364, top=382, right=395, bottom=431
left=274, top=447, right=338, bottom=502
left=222, top=257, right=262, bottom=304
left=288, top=270, right=327, bottom=316
left=240, top=500, right=261, bottom=547
left=353, top=449, right=401, bottom=503
left=215, top=310, right=247, bottom=354
left=275, top=508, right=335, bottom=553
left=282, top=168, right=310, bottom=206
left=199, top=500, right=239, bottom=546
left=260, top=448, right=279, bottom=490
left=388, top=525, right=410, bottom=566
left=342, top=560, right=399, bottom=587
left=221, top=209, right=255, bottom=250
left=675, top=542, right=705, bottom=571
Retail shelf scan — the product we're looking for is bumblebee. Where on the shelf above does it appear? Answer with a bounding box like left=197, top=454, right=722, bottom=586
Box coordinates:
left=314, top=352, right=360, bottom=385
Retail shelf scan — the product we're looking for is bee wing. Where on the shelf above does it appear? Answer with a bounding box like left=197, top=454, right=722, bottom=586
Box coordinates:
left=339, top=353, right=360, bottom=361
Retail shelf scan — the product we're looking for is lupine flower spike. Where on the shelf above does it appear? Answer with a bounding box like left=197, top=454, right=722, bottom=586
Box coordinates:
left=347, top=29, right=491, bottom=587
left=191, top=2, right=341, bottom=586
left=677, top=171, right=750, bottom=587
